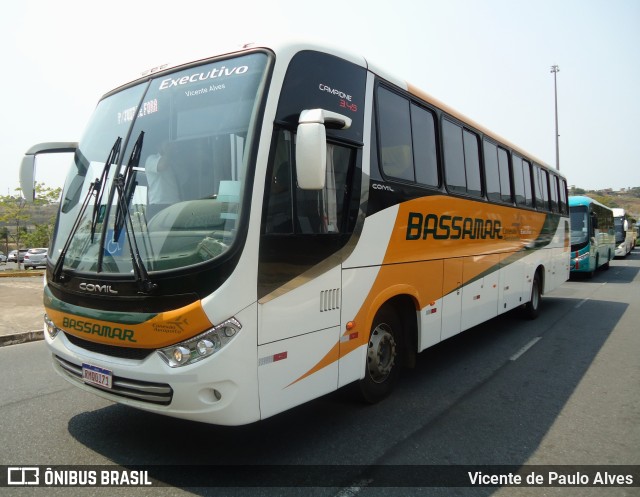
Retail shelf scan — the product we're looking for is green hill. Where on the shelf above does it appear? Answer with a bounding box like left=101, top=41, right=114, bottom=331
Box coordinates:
left=570, top=187, right=640, bottom=221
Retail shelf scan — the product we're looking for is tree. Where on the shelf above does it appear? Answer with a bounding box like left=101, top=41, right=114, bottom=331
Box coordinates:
left=0, top=183, right=60, bottom=268
left=29, top=183, right=62, bottom=248
left=0, top=190, right=31, bottom=268
left=570, top=186, right=586, bottom=195
left=591, top=194, right=619, bottom=209
left=0, top=226, right=8, bottom=255
left=22, top=224, right=53, bottom=249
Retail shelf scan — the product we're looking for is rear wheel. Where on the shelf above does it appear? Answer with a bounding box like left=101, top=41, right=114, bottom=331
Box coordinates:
left=358, top=306, right=402, bottom=403
left=523, top=272, right=541, bottom=320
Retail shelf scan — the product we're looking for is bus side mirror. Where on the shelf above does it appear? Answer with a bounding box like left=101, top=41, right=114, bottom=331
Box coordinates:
left=295, top=109, right=351, bottom=190
left=19, top=155, right=36, bottom=201
left=19, top=142, right=78, bottom=202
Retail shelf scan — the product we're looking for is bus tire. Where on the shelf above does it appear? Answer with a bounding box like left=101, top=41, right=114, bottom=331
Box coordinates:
left=603, top=251, right=611, bottom=270
left=358, top=306, right=401, bottom=404
left=523, top=272, right=541, bottom=320
left=590, top=254, right=600, bottom=277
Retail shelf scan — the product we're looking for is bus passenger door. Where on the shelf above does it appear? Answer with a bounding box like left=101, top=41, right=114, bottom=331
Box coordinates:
left=257, top=130, right=358, bottom=419
left=257, top=263, right=342, bottom=420
left=441, top=258, right=463, bottom=340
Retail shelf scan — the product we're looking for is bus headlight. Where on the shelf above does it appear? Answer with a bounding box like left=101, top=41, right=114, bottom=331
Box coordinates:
left=44, top=314, right=60, bottom=340
left=157, top=317, right=241, bottom=368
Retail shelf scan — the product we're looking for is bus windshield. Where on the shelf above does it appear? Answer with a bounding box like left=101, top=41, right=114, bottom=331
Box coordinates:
left=570, top=205, right=588, bottom=246
left=613, top=216, right=625, bottom=243
left=52, top=52, right=269, bottom=274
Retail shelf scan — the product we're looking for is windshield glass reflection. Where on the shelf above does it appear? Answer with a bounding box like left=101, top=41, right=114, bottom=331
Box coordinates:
left=570, top=206, right=588, bottom=246
left=51, top=52, right=269, bottom=274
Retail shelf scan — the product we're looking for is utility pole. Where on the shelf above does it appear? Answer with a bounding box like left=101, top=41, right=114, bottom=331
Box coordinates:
left=550, top=65, right=560, bottom=171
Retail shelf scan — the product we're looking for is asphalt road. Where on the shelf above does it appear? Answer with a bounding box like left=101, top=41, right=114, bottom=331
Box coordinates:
left=0, top=251, right=638, bottom=497
left=0, top=270, right=45, bottom=343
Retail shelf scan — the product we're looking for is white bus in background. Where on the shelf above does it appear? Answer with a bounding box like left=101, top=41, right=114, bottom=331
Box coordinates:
left=20, top=41, right=570, bottom=425
left=612, top=208, right=634, bottom=257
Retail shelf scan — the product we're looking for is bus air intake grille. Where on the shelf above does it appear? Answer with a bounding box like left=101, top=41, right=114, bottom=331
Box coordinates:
left=53, top=355, right=173, bottom=406
left=64, top=332, right=154, bottom=360
left=320, top=288, right=340, bottom=312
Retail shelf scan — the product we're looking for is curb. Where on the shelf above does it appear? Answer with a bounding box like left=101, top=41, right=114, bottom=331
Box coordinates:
left=0, top=270, right=45, bottom=278
left=0, top=330, right=44, bottom=347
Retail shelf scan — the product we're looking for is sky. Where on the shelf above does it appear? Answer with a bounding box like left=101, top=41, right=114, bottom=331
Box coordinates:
left=1, top=0, right=639, bottom=196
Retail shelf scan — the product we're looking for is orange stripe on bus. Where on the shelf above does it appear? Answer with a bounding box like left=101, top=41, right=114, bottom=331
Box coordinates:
left=289, top=194, right=553, bottom=385
left=46, top=300, right=213, bottom=349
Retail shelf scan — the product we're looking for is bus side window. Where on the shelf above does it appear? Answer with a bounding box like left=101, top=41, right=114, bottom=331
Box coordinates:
left=442, top=119, right=482, bottom=197
left=541, top=169, right=550, bottom=211
left=522, top=159, right=533, bottom=207
left=263, top=128, right=355, bottom=235
left=483, top=140, right=501, bottom=202
left=442, top=119, right=466, bottom=194
left=549, top=174, right=559, bottom=212
left=513, top=154, right=533, bottom=208
left=321, top=144, right=353, bottom=233
left=559, top=178, right=568, bottom=214
left=512, top=154, right=525, bottom=205
left=590, top=211, right=598, bottom=237
left=533, top=165, right=550, bottom=211
left=497, top=147, right=512, bottom=203
left=377, top=87, right=415, bottom=182
left=264, top=130, right=294, bottom=233
left=463, top=129, right=482, bottom=196
left=411, top=103, right=439, bottom=187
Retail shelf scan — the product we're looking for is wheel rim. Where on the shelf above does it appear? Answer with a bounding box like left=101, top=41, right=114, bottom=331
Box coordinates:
left=367, top=323, right=397, bottom=383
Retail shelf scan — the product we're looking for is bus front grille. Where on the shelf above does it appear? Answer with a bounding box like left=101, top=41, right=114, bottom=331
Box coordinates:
left=64, top=332, right=154, bottom=360
left=53, top=355, right=173, bottom=406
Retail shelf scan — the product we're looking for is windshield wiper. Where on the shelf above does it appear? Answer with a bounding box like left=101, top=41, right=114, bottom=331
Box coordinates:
left=90, top=138, right=121, bottom=242
left=52, top=137, right=122, bottom=283
left=113, top=131, right=143, bottom=243
left=111, top=132, right=158, bottom=294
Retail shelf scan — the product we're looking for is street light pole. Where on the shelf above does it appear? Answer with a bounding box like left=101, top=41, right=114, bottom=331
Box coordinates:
left=550, top=65, right=560, bottom=171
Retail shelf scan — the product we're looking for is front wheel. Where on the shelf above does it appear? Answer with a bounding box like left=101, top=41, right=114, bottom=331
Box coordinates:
left=589, top=254, right=599, bottom=278
left=603, top=251, right=611, bottom=270
left=358, top=307, right=402, bottom=404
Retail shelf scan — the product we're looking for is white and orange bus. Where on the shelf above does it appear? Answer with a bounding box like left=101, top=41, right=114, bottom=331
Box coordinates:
left=20, top=41, right=570, bottom=425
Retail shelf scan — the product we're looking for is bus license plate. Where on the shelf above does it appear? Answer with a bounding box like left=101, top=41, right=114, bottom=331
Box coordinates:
left=82, top=363, right=113, bottom=389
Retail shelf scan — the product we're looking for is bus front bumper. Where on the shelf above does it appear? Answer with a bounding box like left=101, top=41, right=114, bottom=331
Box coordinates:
left=44, top=321, right=261, bottom=426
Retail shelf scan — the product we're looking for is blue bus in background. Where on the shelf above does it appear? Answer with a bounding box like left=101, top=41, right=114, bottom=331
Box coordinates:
left=569, top=196, right=615, bottom=277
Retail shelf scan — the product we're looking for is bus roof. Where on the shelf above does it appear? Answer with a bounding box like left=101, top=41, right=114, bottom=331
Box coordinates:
left=612, top=208, right=626, bottom=217
left=107, top=39, right=560, bottom=176
left=405, top=83, right=555, bottom=173
left=569, top=195, right=612, bottom=211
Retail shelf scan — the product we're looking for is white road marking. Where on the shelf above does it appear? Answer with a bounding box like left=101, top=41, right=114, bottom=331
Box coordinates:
left=510, top=337, right=542, bottom=361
